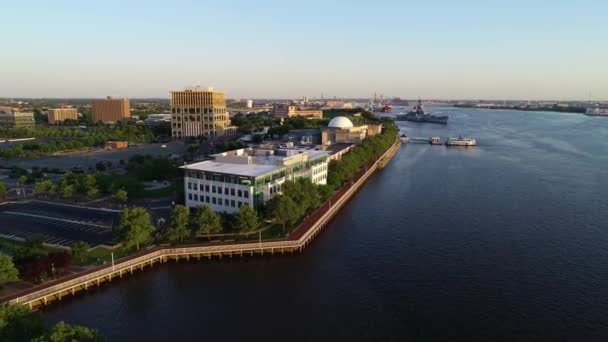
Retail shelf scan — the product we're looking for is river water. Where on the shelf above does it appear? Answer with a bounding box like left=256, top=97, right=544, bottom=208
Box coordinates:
left=42, top=107, right=608, bottom=341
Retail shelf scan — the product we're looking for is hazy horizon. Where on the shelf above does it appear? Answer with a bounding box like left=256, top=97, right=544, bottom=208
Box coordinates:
left=1, top=0, right=607, bottom=100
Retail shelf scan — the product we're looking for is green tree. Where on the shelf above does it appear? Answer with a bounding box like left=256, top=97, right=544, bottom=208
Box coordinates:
left=34, top=179, right=53, bottom=194
left=18, top=175, right=28, bottom=186
left=14, top=234, right=45, bottom=261
left=0, top=304, right=46, bottom=342
left=0, top=253, right=19, bottom=286
left=61, top=184, right=74, bottom=198
left=166, top=205, right=190, bottom=243
left=112, top=189, right=128, bottom=203
left=236, top=205, right=259, bottom=233
left=83, top=175, right=97, bottom=194
left=86, top=186, right=99, bottom=198
left=49, top=185, right=58, bottom=195
left=117, top=207, right=154, bottom=250
left=268, top=195, right=300, bottom=231
left=33, top=321, right=105, bottom=342
left=70, top=241, right=90, bottom=263
left=0, top=182, right=6, bottom=199
left=195, top=205, right=222, bottom=240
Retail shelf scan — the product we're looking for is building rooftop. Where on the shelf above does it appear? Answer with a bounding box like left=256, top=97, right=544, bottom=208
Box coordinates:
left=184, top=147, right=329, bottom=177
left=182, top=160, right=282, bottom=177
left=328, top=116, right=354, bottom=129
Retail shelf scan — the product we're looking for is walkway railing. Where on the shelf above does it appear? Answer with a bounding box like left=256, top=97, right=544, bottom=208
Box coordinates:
left=2, top=139, right=400, bottom=309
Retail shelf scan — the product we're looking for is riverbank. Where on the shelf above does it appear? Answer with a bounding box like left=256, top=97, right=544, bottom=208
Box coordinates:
left=2, top=138, right=400, bottom=309
left=454, top=104, right=586, bottom=114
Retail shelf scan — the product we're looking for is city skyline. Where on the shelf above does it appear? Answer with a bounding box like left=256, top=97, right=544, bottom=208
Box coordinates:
left=2, top=0, right=607, bottom=100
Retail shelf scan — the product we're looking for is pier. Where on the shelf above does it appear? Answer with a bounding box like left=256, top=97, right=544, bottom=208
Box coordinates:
left=2, top=139, right=401, bottom=310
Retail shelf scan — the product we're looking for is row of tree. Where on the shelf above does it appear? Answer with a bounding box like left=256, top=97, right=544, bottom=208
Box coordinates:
left=116, top=204, right=261, bottom=249
left=326, top=119, right=397, bottom=191
left=264, top=178, right=323, bottom=232
left=34, top=172, right=129, bottom=202
left=0, top=124, right=155, bottom=158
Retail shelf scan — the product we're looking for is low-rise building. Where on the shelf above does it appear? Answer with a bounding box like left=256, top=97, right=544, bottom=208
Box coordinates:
left=48, top=107, right=78, bottom=124
left=324, top=100, right=355, bottom=109
left=182, top=147, right=329, bottom=213
left=320, top=116, right=382, bottom=145
left=285, top=129, right=322, bottom=145
left=0, top=107, right=35, bottom=128
left=105, top=141, right=128, bottom=150
left=272, top=104, right=323, bottom=119
left=143, top=113, right=172, bottom=126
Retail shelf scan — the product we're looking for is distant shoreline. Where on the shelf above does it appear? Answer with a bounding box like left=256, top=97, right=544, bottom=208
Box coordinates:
left=453, top=104, right=586, bottom=114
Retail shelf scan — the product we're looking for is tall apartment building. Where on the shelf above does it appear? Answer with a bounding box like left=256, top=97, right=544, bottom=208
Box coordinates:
left=91, top=96, right=130, bottom=123
left=182, top=147, right=329, bottom=213
left=272, top=104, right=323, bottom=119
left=170, top=87, right=237, bottom=139
left=47, top=107, right=78, bottom=124
left=0, top=107, right=35, bottom=128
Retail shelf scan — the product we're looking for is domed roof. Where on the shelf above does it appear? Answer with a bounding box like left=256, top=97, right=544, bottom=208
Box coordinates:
left=328, top=116, right=354, bottom=129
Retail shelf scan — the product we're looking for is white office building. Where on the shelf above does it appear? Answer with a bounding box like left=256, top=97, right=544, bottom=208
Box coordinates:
left=182, top=147, right=329, bottom=213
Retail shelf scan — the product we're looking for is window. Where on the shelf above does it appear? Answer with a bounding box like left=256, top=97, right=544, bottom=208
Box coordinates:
left=194, top=194, right=198, bottom=201
left=200, top=184, right=204, bottom=191
left=218, top=198, right=223, bottom=205
left=231, top=188, right=235, bottom=196
left=188, top=193, right=193, bottom=200
left=224, top=187, right=229, bottom=195
left=188, top=182, right=192, bottom=190
left=212, top=197, right=216, bottom=204
left=244, top=190, right=249, bottom=199
left=238, top=190, right=242, bottom=197
left=212, top=186, right=216, bottom=193
left=206, top=196, right=210, bottom=203
left=231, top=200, right=236, bottom=207
left=205, top=184, right=210, bottom=192
left=238, top=201, right=242, bottom=208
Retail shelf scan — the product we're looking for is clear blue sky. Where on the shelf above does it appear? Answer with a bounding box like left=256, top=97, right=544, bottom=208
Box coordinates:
left=1, top=0, right=607, bottom=100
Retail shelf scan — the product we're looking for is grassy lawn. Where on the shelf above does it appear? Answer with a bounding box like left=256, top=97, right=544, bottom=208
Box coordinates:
left=137, top=179, right=183, bottom=199
left=73, top=246, right=134, bottom=267
left=261, top=224, right=291, bottom=240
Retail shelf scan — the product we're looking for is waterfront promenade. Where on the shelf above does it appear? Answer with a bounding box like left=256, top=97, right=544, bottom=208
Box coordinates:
left=2, top=139, right=400, bottom=309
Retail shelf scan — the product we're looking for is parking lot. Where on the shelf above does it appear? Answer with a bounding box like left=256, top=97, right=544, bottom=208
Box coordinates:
left=0, top=201, right=119, bottom=247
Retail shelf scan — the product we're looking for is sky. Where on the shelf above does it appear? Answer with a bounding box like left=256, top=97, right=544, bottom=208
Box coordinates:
left=1, top=0, right=607, bottom=100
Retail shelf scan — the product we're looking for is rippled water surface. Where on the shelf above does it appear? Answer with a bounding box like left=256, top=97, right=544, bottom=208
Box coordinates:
left=43, top=108, right=608, bottom=341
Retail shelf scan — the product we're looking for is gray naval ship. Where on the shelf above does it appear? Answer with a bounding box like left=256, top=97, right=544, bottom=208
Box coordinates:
left=395, top=99, right=449, bottom=124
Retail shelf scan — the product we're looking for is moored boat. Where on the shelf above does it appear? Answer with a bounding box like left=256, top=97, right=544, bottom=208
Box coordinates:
left=395, top=99, right=449, bottom=124
left=446, top=136, right=476, bottom=147
left=585, top=107, right=608, bottom=116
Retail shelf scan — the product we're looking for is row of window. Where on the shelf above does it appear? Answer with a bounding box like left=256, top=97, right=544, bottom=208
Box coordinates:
left=313, top=165, right=327, bottom=175
left=269, top=183, right=282, bottom=195
left=313, top=174, right=327, bottom=183
left=187, top=182, right=250, bottom=198
left=187, top=173, right=253, bottom=186
left=172, top=108, right=227, bottom=114
left=188, top=193, right=248, bottom=208
left=172, top=122, right=220, bottom=129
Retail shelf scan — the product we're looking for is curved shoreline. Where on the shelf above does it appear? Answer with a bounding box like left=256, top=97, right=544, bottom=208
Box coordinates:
left=3, top=139, right=401, bottom=309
